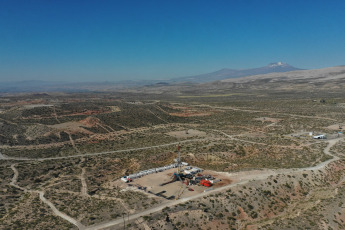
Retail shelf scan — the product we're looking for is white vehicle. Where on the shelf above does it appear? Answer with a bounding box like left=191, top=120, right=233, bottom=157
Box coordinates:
left=313, top=134, right=326, bottom=139
left=121, top=176, right=132, bottom=183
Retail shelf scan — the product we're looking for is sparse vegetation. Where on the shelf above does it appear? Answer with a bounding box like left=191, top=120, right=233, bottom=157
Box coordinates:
left=0, top=89, right=344, bottom=229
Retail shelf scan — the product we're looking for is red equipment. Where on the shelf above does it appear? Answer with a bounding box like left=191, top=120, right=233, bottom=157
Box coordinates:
left=200, top=179, right=212, bottom=187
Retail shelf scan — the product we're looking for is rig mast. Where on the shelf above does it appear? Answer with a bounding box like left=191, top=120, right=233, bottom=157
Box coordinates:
left=177, top=145, right=182, bottom=173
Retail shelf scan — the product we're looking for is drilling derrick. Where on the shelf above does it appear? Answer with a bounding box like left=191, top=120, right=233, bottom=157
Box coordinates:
left=177, top=145, right=182, bottom=174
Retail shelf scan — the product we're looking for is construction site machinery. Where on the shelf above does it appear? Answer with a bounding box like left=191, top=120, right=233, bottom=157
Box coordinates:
left=159, top=172, right=184, bottom=186
left=200, top=179, right=212, bottom=187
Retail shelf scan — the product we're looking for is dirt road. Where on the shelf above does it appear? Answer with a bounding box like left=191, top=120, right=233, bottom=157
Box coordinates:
left=80, top=167, right=89, bottom=197
left=198, top=104, right=338, bottom=122
left=9, top=164, right=85, bottom=230
left=0, top=138, right=208, bottom=162
left=38, top=191, right=85, bottom=229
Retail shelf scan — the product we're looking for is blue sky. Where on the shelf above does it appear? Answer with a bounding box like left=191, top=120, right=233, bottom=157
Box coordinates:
left=1, top=0, right=345, bottom=82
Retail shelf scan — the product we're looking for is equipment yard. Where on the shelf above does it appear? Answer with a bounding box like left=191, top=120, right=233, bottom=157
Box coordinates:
left=120, top=166, right=232, bottom=200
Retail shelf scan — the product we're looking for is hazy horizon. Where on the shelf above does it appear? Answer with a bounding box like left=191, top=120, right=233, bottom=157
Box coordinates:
left=0, top=61, right=302, bottom=83
left=1, top=0, right=345, bottom=82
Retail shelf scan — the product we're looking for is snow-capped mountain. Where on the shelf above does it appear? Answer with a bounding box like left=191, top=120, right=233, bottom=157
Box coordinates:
left=267, top=62, right=288, bottom=67
left=170, top=62, right=302, bottom=83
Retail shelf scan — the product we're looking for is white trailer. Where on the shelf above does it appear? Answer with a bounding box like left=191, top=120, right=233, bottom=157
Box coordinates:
left=313, top=134, right=326, bottom=139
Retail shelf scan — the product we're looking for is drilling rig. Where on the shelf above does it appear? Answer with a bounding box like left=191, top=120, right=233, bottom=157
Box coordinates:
left=177, top=145, right=182, bottom=174
left=174, top=145, right=188, bottom=199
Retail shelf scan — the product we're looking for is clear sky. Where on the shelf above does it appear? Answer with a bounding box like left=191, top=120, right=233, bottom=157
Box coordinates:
left=1, top=0, right=345, bottom=82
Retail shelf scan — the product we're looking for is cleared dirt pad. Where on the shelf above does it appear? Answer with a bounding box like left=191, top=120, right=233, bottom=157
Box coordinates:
left=169, top=112, right=211, bottom=117
left=49, top=121, right=93, bottom=134
left=121, top=167, right=233, bottom=200
left=254, top=117, right=282, bottom=123
left=326, top=123, right=345, bottom=130
left=166, top=129, right=206, bottom=138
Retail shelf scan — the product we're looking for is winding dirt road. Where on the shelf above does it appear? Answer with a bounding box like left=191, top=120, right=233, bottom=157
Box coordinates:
left=9, top=164, right=86, bottom=230
left=38, top=191, right=85, bottom=229
left=80, top=167, right=89, bottom=197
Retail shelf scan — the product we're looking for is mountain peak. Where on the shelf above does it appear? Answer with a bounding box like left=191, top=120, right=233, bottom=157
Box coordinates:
left=267, top=62, right=289, bottom=68
left=171, top=63, right=302, bottom=83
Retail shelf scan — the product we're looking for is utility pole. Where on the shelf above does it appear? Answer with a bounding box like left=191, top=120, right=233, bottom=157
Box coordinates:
left=122, top=213, right=126, bottom=229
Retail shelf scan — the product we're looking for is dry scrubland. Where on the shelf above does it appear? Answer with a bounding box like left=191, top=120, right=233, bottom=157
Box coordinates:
left=127, top=160, right=345, bottom=230
left=0, top=90, right=344, bottom=229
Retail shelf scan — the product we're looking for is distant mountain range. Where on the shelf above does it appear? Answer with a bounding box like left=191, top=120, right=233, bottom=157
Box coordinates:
left=169, top=62, right=302, bottom=83
left=0, top=62, right=302, bottom=93
left=139, top=65, right=345, bottom=95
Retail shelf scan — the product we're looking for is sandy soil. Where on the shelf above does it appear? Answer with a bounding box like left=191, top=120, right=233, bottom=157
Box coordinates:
left=49, top=121, right=93, bottom=134
left=107, top=106, right=121, bottom=112
left=326, top=124, right=345, bottom=131
left=169, top=112, right=211, bottom=117
left=254, top=117, right=282, bottom=123
left=23, top=104, right=54, bottom=109
left=166, top=129, right=206, bottom=138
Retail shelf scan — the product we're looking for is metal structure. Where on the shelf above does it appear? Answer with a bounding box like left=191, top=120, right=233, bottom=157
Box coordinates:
left=174, top=145, right=185, bottom=199
left=175, top=180, right=187, bottom=200
left=177, top=145, right=182, bottom=174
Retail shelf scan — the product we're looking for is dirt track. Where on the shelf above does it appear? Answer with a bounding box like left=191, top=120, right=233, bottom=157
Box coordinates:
left=1, top=138, right=208, bottom=161
left=9, top=164, right=86, bottom=230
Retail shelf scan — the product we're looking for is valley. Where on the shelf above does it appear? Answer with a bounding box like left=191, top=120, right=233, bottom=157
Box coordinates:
left=0, top=66, right=345, bottom=229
